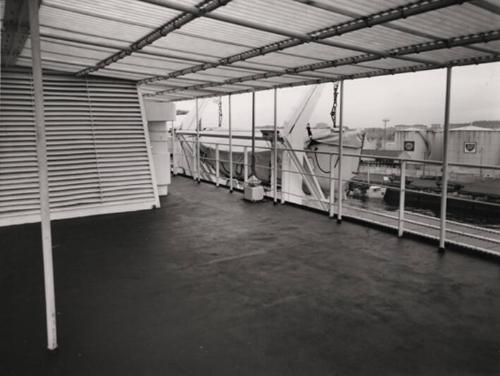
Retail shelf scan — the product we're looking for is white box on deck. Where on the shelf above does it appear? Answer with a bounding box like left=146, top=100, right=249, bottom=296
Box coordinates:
left=244, top=185, right=264, bottom=202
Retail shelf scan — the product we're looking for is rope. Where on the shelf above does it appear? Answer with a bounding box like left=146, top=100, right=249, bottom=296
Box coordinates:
left=313, top=151, right=339, bottom=174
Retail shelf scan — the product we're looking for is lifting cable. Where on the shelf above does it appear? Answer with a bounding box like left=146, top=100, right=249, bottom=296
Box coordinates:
left=312, top=81, right=341, bottom=174
left=330, top=82, right=339, bottom=128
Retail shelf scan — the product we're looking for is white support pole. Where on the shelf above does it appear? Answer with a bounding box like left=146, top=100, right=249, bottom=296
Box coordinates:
left=215, top=144, right=220, bottom=186
left=243, top=146, right=248, bottom=183
left=192, top=140, right=196, bottom=180
left=29, top=0, right=57, bottom=351
left=251, top=91, right=256, bottom=178
left=439, top=67, right=452, bottom=251
left=195, top=98, right=200, bottom=183
left=337, top=80, right=344, bottom=223
left=329, top=154, right=335, bottom=218
left=229, top=95, right=233, bottom=192
left=398, top=160, right=406, bottom=237
left=273, top=88, right=278, bottom=204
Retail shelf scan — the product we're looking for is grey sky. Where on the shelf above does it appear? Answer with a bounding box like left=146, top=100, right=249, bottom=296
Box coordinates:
left=178, top=62, right=500, bottom=130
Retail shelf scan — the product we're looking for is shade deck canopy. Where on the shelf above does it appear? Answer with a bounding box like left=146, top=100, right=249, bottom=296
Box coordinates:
left=1, top=0, right=500, bottom=101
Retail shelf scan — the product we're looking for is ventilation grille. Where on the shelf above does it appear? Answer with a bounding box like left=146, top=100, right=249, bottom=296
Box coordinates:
left=0, top=69, right=158, bottom=226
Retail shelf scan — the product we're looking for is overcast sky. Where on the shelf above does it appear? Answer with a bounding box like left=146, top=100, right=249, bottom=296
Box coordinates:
left=177, top=62, right=500, bottom=130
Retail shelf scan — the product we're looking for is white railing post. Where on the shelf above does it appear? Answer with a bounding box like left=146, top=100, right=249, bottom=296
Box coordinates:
left=229, top=95, right=234, bottom=192
left=337, top=80, right=344, bottom=223
left=171, top=125, right=177, bottom=176
left=329, top=153, right=335, bottom=218
left=280, top=149, right=286, bottom=205
left=398, top=160, right=406, bottom=237
left=215, top=144, right=220, bottom=186
left=195, top=98, right=200, bottom=183
left=273, top=88, right=278, bottom=204
left=192, top=139, right=196, bottom=181
left=29, top=0, right=58, bottom=350
left=251, top=91, right=256, bottom=178
left=243, top=146, right=248, bottom=183
left=439, top=67, right=453, bottom=252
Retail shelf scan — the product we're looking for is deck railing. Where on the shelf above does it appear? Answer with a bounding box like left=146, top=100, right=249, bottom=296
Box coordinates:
left=172, top=130, right=500, bottom=257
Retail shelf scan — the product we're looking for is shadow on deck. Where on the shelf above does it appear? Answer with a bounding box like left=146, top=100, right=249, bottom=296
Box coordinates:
left=1, top=176, right=499, bottom=375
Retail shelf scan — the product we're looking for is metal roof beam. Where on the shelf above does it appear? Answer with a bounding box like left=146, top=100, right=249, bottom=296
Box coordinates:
left=138, top=0, right=464, bottom=84
left=39, top=22, right=331, bottom=81
left=75, top=0, right=232, bottom=77
left=162, top=53, right=500, bottom=103
left=294, top=0, right=499, bottom=58
left=145, top=29, right=500, bottom=97
left=41, top=1, right=353, bottom=78
left=470, top=0, right=500, bottom=15
left=1, top=0, right=38, bottom=66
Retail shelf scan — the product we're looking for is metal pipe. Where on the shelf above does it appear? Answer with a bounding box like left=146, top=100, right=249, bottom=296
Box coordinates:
left=76, top=0, right=231, bottom=76
left=251, top=91, right=256, bottom=178
left=228, top=94, right=233, bottom=192
left=329, top=154, right=335, bottom=218
left=273, top=88, right=278, bottom=204
left=439, top=66, right=452, bottom=251
left=398, top=161, right=406, bottom=237
left=29, top=0, right=57, bottom=351
left=337, top=80, right=344, bottom=223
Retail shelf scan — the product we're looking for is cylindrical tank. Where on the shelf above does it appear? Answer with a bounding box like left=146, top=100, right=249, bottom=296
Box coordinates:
left=448, top=126, right=500, bottom=166
left=394, top=129, right=428, bottom=160
left=427, top=130, right=443, bottom=161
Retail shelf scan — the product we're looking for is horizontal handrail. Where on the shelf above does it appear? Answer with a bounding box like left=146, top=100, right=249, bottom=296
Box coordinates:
left=177, top=134, right=500, bottom=171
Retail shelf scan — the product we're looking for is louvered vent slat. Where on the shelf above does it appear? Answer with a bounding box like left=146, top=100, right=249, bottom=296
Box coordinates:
left=0, top=69, right=158, bottom=226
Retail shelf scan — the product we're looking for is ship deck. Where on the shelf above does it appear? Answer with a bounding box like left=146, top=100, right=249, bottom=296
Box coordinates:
left=1, top=176, right=499, bottom=375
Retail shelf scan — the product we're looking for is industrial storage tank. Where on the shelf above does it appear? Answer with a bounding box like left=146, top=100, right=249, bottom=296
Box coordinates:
left=393, top=128, right=429, bottom=160
left=426, top=130, right=443, bottom=161
left=448, top=125, right=500, bottom=166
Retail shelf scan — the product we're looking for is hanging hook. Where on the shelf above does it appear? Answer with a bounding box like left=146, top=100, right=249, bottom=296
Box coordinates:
left=218, top=96, right=223, bottom=128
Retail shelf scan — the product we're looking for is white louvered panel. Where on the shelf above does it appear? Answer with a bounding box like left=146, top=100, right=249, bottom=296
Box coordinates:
left=86, top=78, right=155, bottom=204
left=0, top=69, right=158, bottom=226
left=0, top=70, right=39, bottom=217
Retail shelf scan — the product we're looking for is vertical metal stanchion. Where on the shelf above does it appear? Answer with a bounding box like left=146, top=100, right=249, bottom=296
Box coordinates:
left=439, top=67, right=452, bottom=252
left=215, top=144, right=220, bottom=186
left=251, top=91, right=256, bottom=178
left=192, top=101, right=197, bottom=181
left=191, top=141, right=196, bottom=180
left=195, top=98, right=200, bottom=183
left=398, top=160, right=406, bottom=237
left=243, top=146, right=248, bottom=183
left=336, top=80, right=344, bottom=223
left=229, top=94, right=233, bottom=192
left=172, top=125, right=177, bottom=176
left=280, top=150, right=286, bottom=205
left=328, top=153, right=335, bottom=218
left=29, top=0, right=58, bottom=350
left=273, top=88, right=278, bottom=205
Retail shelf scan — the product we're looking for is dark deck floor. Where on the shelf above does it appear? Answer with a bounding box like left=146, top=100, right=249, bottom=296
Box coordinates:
left=1, top=176, right=499, bottom=376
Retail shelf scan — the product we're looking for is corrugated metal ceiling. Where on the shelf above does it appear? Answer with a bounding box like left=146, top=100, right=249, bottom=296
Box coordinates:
left=1, top=0, right=499, bottom=101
